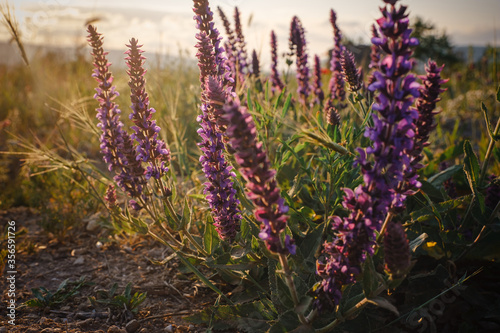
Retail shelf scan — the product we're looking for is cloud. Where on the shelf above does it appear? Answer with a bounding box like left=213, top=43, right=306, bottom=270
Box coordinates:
left=14, top=3, right=197, bottom=57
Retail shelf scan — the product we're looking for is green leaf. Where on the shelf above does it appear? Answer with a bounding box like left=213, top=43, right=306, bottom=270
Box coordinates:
left=247, top=88, right=253, bottom=111
left=298, top=222, right=324, bottom=270
left=282, top=93, right=292, bottom=119
left=179, top=198, right=191, bottom=230
left=367, top=296, right=400, bottom=316
left=497, top=84, right=500, bottom=102
left=463, top=140, right=480, bottom=191
left=188, top=193, right=207, bottom=201
left=466, top=230, right=500, bottom=260
left=31, top=288, right=46, bottom=304
left=175, top=251, right=231, bottom=304
left=481, top=102, right=496, bottom=140
left=419, top=180, right=445, bottom=202
left=25, top=299, right=43, bottom=308
left=410, top=197, right=466, bottom=225
left=268, top=310, right=302, bottom=333
left=438, top=141, right=465, bottom=163
left=362, top=256, right=380, bottom=297
left=185, top=301, right=274, bottom=333
left=494, top=147, right=500, bottom=164
left=463, top=140, right=485, bottom=213
left=428, top=165, right=462, bottom=187
left=125, top=283, right=132, bottom=300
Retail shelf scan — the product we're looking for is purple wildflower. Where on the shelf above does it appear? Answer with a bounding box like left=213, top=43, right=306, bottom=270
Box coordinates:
left=369, top=24, right=380, bottom=70
left=340, top=49, right=362, bottom=92
left=87, top=25, right=146, bottom=206
left=270, top=30, right=284, bottom=94
left=413, top=61, right=447, bottom=163
left=326, top=105, right=341, bottom=127
left=233, top=7, right=248, bottom=79
left=194, top=1, right=241, bottom=241
left=326, top=9, right=346, bottom=110
left=193, top=0, right=233, bottom=94
left=251, top=49, right=260, bottom=78
left=87, top=25, right=126, bottom=172
left=315, top=0, right=420, bottom=311
left=104, top=184, right=117, bottom=209
left=126, top=38, right=170, bottom=180
left=289, top=16, right=310, bottom=105
left=384, top=221, right=411, bottom=278
left=398, top=60, right=447, bottom=196
left=311, top=54, right=325, bottom=107
left=366, top=0, right=420, bottom=210
left=217, top=6, right=237, bottom=84
left=197, top=76, right=241, bottom=241
left=224, top=97, right=295, bottom=255
left=367, top=24, right=381, bottom=87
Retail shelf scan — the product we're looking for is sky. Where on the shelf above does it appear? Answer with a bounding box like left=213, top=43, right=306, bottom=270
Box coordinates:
left=1, top=0, right=499, bottom=67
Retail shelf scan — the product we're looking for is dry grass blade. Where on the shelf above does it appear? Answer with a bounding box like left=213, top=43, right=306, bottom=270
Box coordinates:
left=1, top=1, right=29, bottom=66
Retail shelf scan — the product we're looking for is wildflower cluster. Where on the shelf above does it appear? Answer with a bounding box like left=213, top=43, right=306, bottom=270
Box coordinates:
left=126, top=38, right=170, bottom=181
left=193, top=0, right=240, bottom=241
left=315, top=0, right=423, bottom=311
left=87, top=25, right=147, bottom=209
left=270, top=30, right=284, bottom=93
left=326, top=9, right=346, bottom=111
left=82, top=0, right=466, bottom=330
left=289, top=16, right=310, bottom=105
left=311, top=54, right=325, bottom=106
left=224, top=97, right=295, bottom=255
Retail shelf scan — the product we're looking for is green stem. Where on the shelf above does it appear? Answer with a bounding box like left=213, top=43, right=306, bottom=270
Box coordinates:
left=279, top=253, right=307, bottom=324
left=316, top=284, right=386, bottom=333
left=479, top=115, right=500, bottom=186
left=376, top=212, right=393, bottom=243
left=163, top=197, right=208, bottom=256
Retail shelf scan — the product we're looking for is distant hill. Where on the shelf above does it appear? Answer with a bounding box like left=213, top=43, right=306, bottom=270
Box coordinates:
left=0, top=41, right=493, bottom=67
left=0, top=41, right=190, bottom=68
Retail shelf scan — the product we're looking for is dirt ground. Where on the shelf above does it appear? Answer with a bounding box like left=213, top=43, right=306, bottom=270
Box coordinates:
left=0, top=207, right=219, bottom=333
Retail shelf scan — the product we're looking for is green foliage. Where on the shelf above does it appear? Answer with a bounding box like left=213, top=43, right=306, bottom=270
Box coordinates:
left=25, top=276, right=93, bottom=308
left=88, top=282, right=147, bottom=315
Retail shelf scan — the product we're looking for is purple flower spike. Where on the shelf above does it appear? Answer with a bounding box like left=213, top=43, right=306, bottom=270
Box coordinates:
left=194, top=1, right=241, bottom=241
left=193, top=0, right=234, bottom=94
left=270, top=30, right=284, bottom=94
left=315, top=0, right=421, bottom=311
left=233, top=7, right=248, bottom=79
left=87, top=25, right=126, bottom=172
left=251, top=49, right=260, bottom=77
left=326, top=106, right=341, bottom=127
left=369, top=24, right=381, bottom=70
left=326, top=9, right=346, bottom=109
left=311, top=54, right=325, bottom=107
left=384, top=221, right=411, bottom=278
left=398, top=60, right=447, bottom=196
left=340, top=49, right=361, bottom=92
left=224, top=97, right=295, bottom=255
left=87, top=25, right=146, bottom=205
left=217, top=6, right=237, bottom=82
left=198, top=77, right=241, bottom=241
left=289, top=16, right=310, bottom=105
left=105, top=184, right=117, bottom=209
left=126, top=38, right=170, bottom=180
left=413, top=61, right=447, bottom=163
